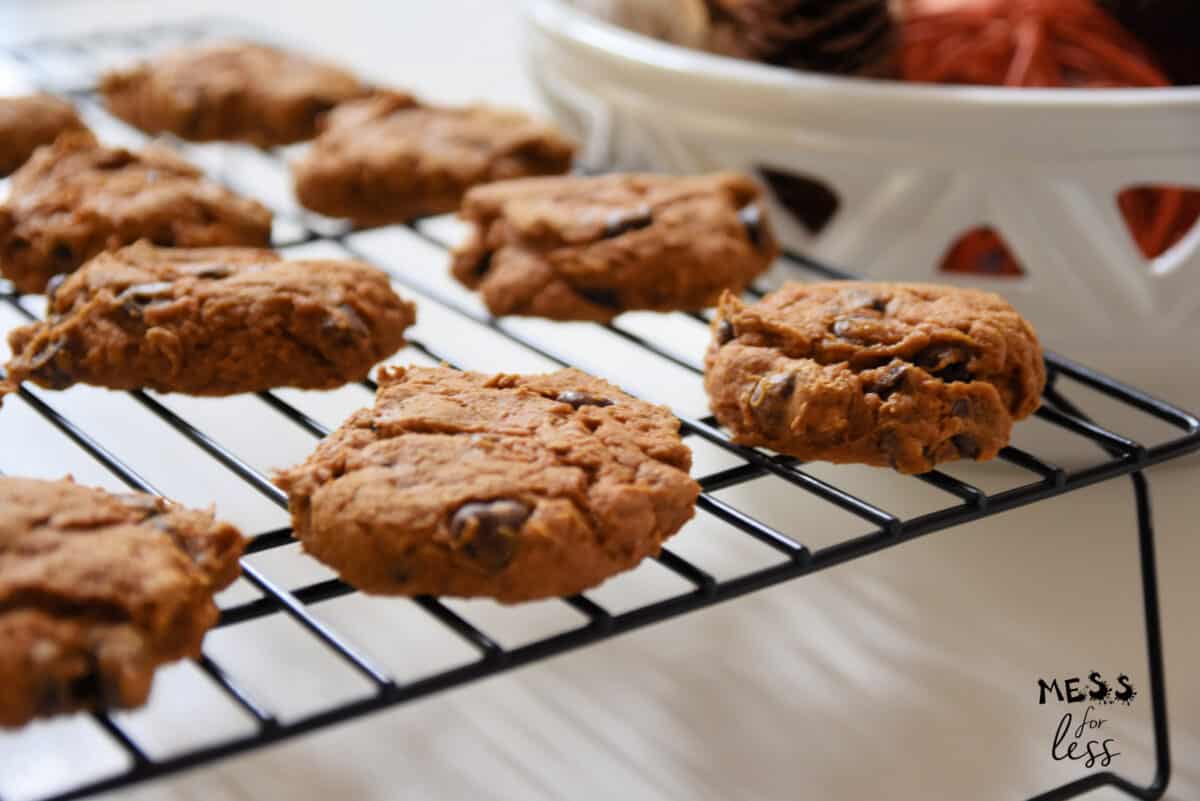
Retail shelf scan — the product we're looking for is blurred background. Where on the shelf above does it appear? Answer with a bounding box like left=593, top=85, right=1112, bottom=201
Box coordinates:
left=0, top=2, right=1196, bottom=800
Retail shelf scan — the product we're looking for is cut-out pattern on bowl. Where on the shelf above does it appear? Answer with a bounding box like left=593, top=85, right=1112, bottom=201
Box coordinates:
left=757, top=167, right=840, bottom=236
left=938, top=227, right=1025, bottom=278
left=1116, top=185, right=1200, bottom=260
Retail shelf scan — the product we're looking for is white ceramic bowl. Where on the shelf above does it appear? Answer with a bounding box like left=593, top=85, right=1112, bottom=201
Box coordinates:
left=523, top=0, right=1200, bottom=399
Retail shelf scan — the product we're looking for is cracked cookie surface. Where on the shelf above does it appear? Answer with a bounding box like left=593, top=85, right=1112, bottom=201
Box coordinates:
left=450, top=172, right=778, bottom=321
left=101, top=41, right=369, bottom=146
left=0, top=476, right=244, bottom=728
left=4, top=242, right=416, bottom=396
left=0, top=132, right=273, bottom=294
left=0, top=94, right=88, bottom=178
left=274, top=365, right=699, bottom=602
left=292, top=91, right=575, bottom=225
left=704, top=282, right=1044, bottom=474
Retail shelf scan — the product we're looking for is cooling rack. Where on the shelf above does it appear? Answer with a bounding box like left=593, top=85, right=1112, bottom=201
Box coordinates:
left=1, top=19, right=1197, bottom=801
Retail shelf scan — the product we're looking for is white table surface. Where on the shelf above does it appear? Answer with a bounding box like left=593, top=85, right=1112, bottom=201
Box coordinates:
left=0, top=2, right=1197, bottom=801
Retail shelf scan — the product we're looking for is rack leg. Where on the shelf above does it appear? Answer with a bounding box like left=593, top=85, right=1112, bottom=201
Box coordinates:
left=1129, top=470, right=1170, bottom=800
left=1023, top=472, right=1169, bottom=801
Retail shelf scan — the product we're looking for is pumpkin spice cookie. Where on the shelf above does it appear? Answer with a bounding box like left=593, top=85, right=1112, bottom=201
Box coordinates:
left=450, top=172, right=778, bottom=321
left=0, top=132, right=273, bottom=294
left=292, top=91, right=576, bottom=225
left=0, top=94, right=89, bottom=177
left=704, top=282, right=1044, bottom=474
left=4, top=242, right=415, bottom=397
left=274, top=365, right=699, bottom=602
left=0, top=476, right=244, bottom=728
left=101, top=40, right=369, bottom=146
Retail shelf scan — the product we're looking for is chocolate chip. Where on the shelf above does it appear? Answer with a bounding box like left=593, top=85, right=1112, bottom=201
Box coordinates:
left=952, top=434, right=980, bottom=459
left=715, top=318, right=735, bottom=345
left=324, top=303, right=370, bottom=341
left=117, top=282, right=175, bottom=318
left=306, top=97, right=337, bottom=120
left=841, top=288, right=887, bottom=314
left=951, top=399, right=970, bottom=417
left=118, top=282, right=175, bottom=304
left=915, top=344, right=962, bottom=369
left=603, top=206, right=653, bottom=239
left=26, top=339, right=73, bottom=389
left=915, top=345, right=972, bottom=384
left=450, top=500, right=531, bottom=573
left=751, top=372, right=795, bottom=402
left=933, top=362, right=971, bottom=384
left=556, top=390, right=613, bottom=408
left=473, top=251, right=493, bottom=278
left=51, top=242, right=73, bottom=266
left=579, top=288, right=620, bottom=310
left=180, top=264, right=233, bottom=280
left=866, top=363, right=908, bottom=400
left=738, top=204, right=763, bottom=249
left=94, top=150, right=135, bottom=170
left=749, top=372, right=796, bottom=429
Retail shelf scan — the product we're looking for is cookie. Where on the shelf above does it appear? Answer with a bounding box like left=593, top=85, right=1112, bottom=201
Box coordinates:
left=4, top=242, right=416, bottom=397
left=0, top=94, right=88, bottom=178
left=292, top=92, right=576, bottom=225
left=101, top=41, right=369, bottom=146
left=704, top=282, right=1044, bottom=474
left=450, top=172, right=778, bottom=322
left=0, top=476, right=244, bottom=728
left=274, top=365, right=699, bottom=602
left=0, top=132, right=273, bottom=294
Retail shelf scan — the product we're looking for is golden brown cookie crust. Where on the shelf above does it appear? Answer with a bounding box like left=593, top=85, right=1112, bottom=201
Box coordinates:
left=0, top=477, right=244, bottom=728
left=4, top=242, right=416, bottom=396
left=292, top=92, right=576, bottom=225
left=0, top=94, right=88, bottom=178
left=704, top=282, right=1045, bottom=474
left=274, top=365, right=699, bottom=602
left=101, top=41, right=369, bottom=146
left=450, top=172, right=778, bottom=322
left=0, top=132, right=273, bottom=294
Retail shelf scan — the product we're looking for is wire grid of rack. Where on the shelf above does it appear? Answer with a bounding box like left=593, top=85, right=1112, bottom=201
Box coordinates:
left=0, top=18, right=1198, bottom=801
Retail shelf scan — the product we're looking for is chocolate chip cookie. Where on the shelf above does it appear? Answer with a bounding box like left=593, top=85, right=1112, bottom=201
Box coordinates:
left=0, top=94, right=88, bottom=177
left=705, top=282, right=1044, bottom=474
left=101, top=40, right=369, bottom=146
left=292, top=91, right=576, bottom=225
left=0, top=132, right=273, bottom=294
left=4, top=242, right=416, bottom=397
left=450, top=172, right=778, bottom=322
left=0, top=476, right=244, bottom=728
left=274, top=366, right=699, bottom=602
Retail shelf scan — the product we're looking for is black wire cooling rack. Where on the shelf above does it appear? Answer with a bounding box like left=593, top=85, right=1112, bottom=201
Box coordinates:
left=1, top=19, right=1198, bottom=801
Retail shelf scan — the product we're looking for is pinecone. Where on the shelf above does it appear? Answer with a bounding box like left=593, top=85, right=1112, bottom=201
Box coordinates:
left=706, top=0, right=898, bottom=76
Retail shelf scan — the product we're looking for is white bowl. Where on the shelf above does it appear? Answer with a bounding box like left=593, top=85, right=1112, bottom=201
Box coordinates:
left=523, top=0, right=1200, bottom=400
